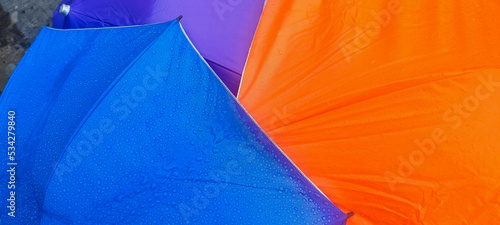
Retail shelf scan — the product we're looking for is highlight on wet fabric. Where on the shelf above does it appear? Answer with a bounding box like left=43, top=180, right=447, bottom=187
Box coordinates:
left=238, top=0, right=500, bottom=224
left=0, top=21, right=174, bottom=224
left=29, top=21, right=347, bottom=224
left=52, top=0, right=267, bottom=95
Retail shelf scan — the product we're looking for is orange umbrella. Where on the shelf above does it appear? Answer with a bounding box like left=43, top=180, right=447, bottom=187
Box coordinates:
left=238, top=0, right=500, bottom=224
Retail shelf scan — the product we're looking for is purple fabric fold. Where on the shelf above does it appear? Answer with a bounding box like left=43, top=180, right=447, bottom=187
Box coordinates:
left=53, top=0, right=265, bottom=95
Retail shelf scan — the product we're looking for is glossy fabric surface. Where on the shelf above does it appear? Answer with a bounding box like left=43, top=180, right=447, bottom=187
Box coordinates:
left=238, top=1, right=500, bottom=224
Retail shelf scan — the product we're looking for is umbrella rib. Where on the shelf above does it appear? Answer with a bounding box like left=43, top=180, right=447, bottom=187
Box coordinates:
left=40, top=21, right=176, bottom=213
left=204, top=58, right=242, bottom=77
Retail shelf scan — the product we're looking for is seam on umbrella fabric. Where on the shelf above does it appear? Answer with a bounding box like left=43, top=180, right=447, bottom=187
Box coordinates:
left=40, top=20, right=176, bottom=213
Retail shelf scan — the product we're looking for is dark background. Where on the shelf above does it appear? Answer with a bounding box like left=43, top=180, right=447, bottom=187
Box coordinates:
left=0, top=0, right=60, bottom=95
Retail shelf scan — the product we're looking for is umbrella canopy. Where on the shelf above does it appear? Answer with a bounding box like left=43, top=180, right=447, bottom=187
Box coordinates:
left=238, top=0, right=500, bottom=224
left=0, top=20, right=346, bottom=224
left=52, top=0, right=266, bottom=95
left=1, top=21, right=174, bottom=224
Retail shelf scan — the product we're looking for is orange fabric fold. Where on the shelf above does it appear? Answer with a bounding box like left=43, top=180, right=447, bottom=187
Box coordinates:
left=239, top=0, right=500, bottom=224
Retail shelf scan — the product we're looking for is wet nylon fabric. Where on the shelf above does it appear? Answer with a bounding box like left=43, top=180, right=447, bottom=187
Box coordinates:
left=41, top=21, right=346, bottom=225
left=238, top=1, right=500, bottom=224
left=52, top=0, right=266, bottom=95
left=1, top=20, right=346, bottom=224
left=0, top=22, right=173, bottom=224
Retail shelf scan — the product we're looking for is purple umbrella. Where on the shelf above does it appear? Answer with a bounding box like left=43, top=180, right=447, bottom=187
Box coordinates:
left=52, top=0, right=266, bottom=95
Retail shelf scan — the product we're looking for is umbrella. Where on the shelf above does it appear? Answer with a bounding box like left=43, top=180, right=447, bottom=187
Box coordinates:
left=1, top=19, right=347, bottom=224
left=52, top=0, right=266, bottom=95
left=238, top=0, right=500, bottom=224
left=1, top=20, right=175, bottom=224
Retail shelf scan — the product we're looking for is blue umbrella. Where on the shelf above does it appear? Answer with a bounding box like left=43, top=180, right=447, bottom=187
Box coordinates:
left=1, top=19, right=346, bottom=224
left=1, top=20, right=174, bottom=225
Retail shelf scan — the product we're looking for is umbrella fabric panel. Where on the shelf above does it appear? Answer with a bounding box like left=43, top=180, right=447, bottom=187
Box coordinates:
left=238, top=0, right=500, bottom=224
left=0, top=22, right=173, bottom=224
left=41, top=21, right=346, bottom=224
left=52, top=0, right=267, bottom=95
